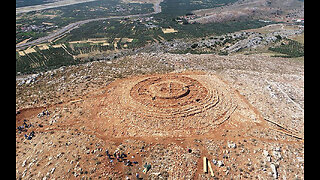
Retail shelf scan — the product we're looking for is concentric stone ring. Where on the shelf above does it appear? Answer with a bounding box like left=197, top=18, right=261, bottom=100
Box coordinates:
left=129, top=75, right=216, bottom=115
left=93, top=72, right=238, bottom=137
left=148, top=80, right=190, bottom=100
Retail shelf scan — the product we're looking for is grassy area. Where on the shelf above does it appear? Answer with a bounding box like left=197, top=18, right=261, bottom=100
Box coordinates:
left=16, top=0, right=275, bottom=75
left=16, top=17, right=272, bottom=75
left=16, top=0, right=153, bottom=43
left=268, top=38, right=304, bottom=58
left=16, top=46, right=79, bottom=74
left=289, top=33, right=304, bottom=44
left=159, top=0, right=237, bottom=16
left=59, top=16, right=271, bottom=46
left=16, top=0, right=51, bottom=8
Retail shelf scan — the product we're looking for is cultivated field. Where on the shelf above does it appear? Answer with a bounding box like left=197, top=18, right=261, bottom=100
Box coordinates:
left=16, top=0, right=98, bottom=14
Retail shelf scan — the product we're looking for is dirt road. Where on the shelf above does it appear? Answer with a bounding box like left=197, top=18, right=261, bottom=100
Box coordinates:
left=16, top=0, right=163, bottom=50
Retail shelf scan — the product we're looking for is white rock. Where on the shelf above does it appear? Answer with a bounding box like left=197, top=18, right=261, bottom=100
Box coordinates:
left=273, top=150, right=282, bottom=160
left=51, top=168, right=55, bottom=174
left=263, top=150, right=269, bottom=157
left=227, top=141, right=237, bottom=149
left=297, top=157, right=304, bottom=162
left=22, top=160, right=27, bottom=167
left=270, top=163, right=278, bottom=179
left=212, top=159, right=217, bottom=165
left=217, top=160, right=224, bottom=167
left=267, top=156, right=272, bottom=162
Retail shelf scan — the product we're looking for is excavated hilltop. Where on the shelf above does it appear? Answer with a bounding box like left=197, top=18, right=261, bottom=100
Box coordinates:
left=16, top=53, right=304, bottom=179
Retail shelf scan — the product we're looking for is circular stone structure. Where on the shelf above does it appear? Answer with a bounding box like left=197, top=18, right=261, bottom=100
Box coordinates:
left=89, top=72, right=239, bottom=137
left=148, top=80, right=190, bottom=100
left=131, top=75, right=209, bottom=110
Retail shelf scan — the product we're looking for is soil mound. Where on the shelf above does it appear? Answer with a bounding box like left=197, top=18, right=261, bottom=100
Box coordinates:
left=86, top=72, right=241, bottom=138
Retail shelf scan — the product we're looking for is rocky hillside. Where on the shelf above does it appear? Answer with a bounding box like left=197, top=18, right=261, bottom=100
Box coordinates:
left=16, top=50, right=303, bottom=179
left=190, top=0, right=304, bottom=23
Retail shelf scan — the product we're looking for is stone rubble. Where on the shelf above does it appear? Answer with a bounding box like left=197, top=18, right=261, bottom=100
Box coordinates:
left=16, top=41, right=303, bottom=179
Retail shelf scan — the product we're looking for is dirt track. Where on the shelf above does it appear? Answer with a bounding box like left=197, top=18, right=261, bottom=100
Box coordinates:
left=16, top=0, right=164, bottom=50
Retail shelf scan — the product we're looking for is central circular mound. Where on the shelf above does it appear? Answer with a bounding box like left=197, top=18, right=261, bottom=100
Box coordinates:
left=149, top=80, right=190, bottom=100
left=130, top=75, right=211, bottom=113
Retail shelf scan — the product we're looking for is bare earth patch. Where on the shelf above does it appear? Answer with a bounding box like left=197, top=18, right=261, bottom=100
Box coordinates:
left=16, top=53, right=303, bottom=179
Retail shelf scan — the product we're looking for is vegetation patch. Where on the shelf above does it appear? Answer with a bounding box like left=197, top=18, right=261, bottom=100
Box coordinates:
left=269, top=39, right=304, bottom=58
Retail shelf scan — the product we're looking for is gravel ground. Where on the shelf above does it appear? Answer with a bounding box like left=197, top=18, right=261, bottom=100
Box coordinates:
left=16, top=52, right=304, bottom=179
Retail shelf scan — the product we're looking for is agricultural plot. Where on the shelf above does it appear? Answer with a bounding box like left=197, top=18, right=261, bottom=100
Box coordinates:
left=16, top=0, right=292, bottom=75
left=16, top=17, right=272, bottom=75
left=16, top=0, right=56, bottom=8
left=16, top=36, right=139, bottom=74
left=16, top=0, right=154, bottom=43
left=158, top=0, right=237, bottom=16
left=268, top=38, right=304, bottom=58
left=16, top=45, right=76, bottom=74
left=161, top=28, right=178, bottom=33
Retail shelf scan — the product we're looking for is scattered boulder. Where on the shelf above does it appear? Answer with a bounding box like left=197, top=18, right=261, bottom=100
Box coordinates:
left=227, top=141, right=237, bottom=149
left=270, top=163, right=278, bottom=179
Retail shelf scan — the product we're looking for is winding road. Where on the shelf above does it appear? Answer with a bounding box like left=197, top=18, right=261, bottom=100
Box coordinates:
left=16, top=0, right=163, bottom=50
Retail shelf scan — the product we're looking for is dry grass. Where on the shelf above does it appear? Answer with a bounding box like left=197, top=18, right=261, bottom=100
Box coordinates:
left=162, top=28, right=178, bottom=34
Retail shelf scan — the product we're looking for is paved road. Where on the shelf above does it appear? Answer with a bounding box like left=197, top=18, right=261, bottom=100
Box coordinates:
left=16, top=1, right=163, bottom=50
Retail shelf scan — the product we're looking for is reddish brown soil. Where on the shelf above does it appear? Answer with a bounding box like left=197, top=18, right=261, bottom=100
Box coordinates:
left=16, top=68, right=304, bottom=179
